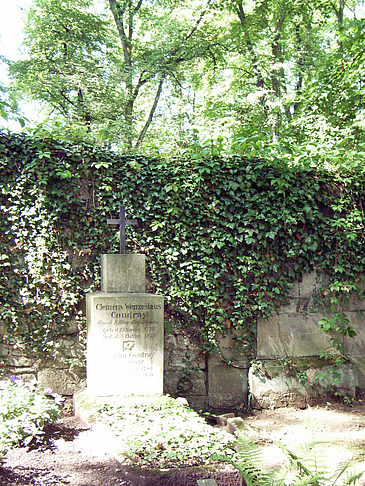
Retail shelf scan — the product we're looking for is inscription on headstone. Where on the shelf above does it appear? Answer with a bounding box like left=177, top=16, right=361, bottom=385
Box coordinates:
left=87, top=293, right=164, bottom=395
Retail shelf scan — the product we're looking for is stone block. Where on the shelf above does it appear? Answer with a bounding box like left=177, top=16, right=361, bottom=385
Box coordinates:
left=197, top=479, right=217, bottom=486
left=257, top=313, right=337, bottom=358
left=186, top=395, right=208, bottom=411
left=175, top=396, right=189, bottom=407
left=6, top=355, right=34, bottom=367
left=164, top=332, right=205, bottom=370
left=208, top=355, right=248, bottom=409
left=164, top=368, right=206, bottom=397
left=249, top=359, right=356, bottom=409
left=287, top=272, right=318, bottom=298
left=299, top=272, right=321, bottom=297
left=101, top=254, right=145, bottom=293
left=2, top=370, right=36, bottom=382
left=0, top=344, right=9, bottom=358
left=164, top=333, right=177, bottom=348
left=37, top=367, right=84, bottom=395
left=216, top=413, right=235, bottom=427
left=13, top=372, right=37, bottom=382
left=287, top=281, right=300, bottom=299
left=350, top=355, right=365, bottom=389
left=278, top=297, right=298, bottom=314
left=165, top=347, right=187, bottom=369
left=59, top=337, right=85, bottom=359
left=216, top=331, right=250, bottom=367
left=226, top=417, right=247, bottom=435
left=306, top=363, right=356, bottom=398
left=348, top=295, right=365, bottom=312
left=35, top=358, right=60, bottom=371
left=66, top=319, right=80, bottom=334
left=0, top=321, right=7, bottom=334
left=249, top=362, right=307, bottom=409
left=343, top=311, right=365, bottom=355
left=69, top=363, right=86, bottom=380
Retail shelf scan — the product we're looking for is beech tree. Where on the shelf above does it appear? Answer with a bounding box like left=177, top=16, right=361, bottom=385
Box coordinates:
left=8, top=0, right=364, bottom=162
left=11, top=0, right=215, bottom=148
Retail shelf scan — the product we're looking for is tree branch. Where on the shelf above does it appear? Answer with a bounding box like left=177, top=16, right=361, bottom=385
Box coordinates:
left=183, top=0, right=213, bottom=43
left=162, top=0, right=213, bottom=68
left=134, top=0, right=143, bottom=13
left=135, top=72, right=166, bottom=149
left=108, top=0, right=130, bottom=64
left=128, top=0, right=133, bottom=44
left=236, top=1, right=265, bottom=89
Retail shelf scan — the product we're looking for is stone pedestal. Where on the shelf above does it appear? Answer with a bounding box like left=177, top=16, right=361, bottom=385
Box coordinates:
left=86, top=254, right=164, bottom=396
left=101, top=254, right=146, bottom=293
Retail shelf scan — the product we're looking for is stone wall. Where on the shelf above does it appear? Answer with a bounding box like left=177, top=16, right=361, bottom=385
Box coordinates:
left=0, top=319, right=86, bottom=396
left=0, top=320, right=249, bottom=411
left=250, top=272, right=365, bottom=408
left=1, top=272, right=364, bottom=411
left=164, top=331, right=249, bottom=411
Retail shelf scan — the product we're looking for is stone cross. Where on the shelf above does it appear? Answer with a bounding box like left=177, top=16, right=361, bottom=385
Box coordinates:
left=107, top=205, right=137, bottom=254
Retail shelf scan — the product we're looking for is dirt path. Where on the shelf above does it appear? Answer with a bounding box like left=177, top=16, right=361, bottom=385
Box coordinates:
left=1, top=401, right=364, bottom=486
left=0, top=417, right=132, bottom=486
left=244, top=400, right=365, bottom=482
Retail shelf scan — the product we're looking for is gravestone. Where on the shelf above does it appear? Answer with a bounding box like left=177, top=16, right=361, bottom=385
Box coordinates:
left=86, top=206, right=164, bottom=396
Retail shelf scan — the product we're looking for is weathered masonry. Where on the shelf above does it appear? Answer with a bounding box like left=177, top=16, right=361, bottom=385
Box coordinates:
left=1, top=272, right=364, bottom=411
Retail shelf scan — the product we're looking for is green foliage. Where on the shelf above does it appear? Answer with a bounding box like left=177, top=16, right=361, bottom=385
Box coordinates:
left=0, top=376, right=62, bottom=459
left=214, top=435, right=276, bottom=485
left=10, top=0, right=216, bottom=149
left=95, top=396, right=235, bottom=468
left=2, top=0, right=363, bottom=158
left=216, top=436, right=365, bottom=486
left=0, top=132, right=364, bottom=361
left=318, top=277, right=360, bottom=356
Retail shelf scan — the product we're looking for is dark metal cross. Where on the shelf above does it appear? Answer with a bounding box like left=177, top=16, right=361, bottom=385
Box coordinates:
left=107, top=205, right=137, bottom=253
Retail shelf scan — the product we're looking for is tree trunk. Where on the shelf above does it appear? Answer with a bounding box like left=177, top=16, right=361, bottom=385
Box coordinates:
left=135, top=72, right=166, bottom=150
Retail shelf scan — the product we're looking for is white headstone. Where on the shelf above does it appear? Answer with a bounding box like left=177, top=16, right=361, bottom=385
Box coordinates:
left=86, top=254, right=164, bottom=396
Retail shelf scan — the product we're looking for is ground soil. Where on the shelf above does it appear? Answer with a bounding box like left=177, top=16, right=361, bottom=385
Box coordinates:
left=1, top=400, right=364, bottom=486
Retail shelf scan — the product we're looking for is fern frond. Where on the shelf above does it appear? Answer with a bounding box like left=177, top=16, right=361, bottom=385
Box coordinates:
left=290, top=474, right=323, bottom=486
left=330, top=459, right=355, bottom=485
left=278, top=443, right=312, bottom=477
left=212, top=454, right=274, bottom=486
left=344, top=468, right=365, bottom=485
left=213, top=436, right=276, bottom=486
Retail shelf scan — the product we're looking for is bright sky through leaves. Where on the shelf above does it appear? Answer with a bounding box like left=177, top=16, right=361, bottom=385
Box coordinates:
left=0, top=0, right=31, bottom=81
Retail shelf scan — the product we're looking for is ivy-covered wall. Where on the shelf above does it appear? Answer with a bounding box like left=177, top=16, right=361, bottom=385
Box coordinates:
left=0, top=132, right=364, bottom=407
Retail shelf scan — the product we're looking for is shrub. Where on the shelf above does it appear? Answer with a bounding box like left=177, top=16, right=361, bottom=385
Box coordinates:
left=215, top=435, right=365, bottom=486
left=0, top=376, right=62, bottom=460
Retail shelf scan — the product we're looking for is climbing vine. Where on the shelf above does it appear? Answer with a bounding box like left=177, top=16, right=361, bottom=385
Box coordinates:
left=0, top=132, right=364, bottom=363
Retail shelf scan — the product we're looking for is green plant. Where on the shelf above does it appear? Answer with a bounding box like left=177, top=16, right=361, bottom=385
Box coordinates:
left=214, top=435, right=365, bottom=486
left=318, top=313, right=357, bottom=356
left=95, top=395, right=236, bottom=468
left=214, top=435, right=277, bottom=486
left=0, top=376, right=62, bottom=460
left=0, top=132, right=364, bottom=362
left=314, top=278, right=360, bottom=393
